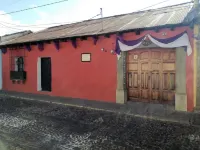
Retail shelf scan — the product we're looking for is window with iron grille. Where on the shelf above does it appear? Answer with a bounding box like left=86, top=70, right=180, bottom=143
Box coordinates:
left=9, top=46, right=27, bottom=81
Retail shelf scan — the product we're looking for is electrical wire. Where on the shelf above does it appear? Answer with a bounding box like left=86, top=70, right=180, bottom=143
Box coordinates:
left=0, top=1, right=192, bottom=28
left=0, top=0, right=69, bottom=16
left=0, top=1, right=193, bottom=35
left=0, top=14, right=101, bottom=29
left=0, top=23, right=23, bottom=33
left=0, top=5, right=191, bottom=34
left=33, top=3, right=192, bottom=34
left=0, top=4, right=191, bottom=32
left=138, top=0, right=171, bottom=11
left=0, top=21, right=74, bottom=27
left=0, top=23, right=24, bottom=31
left=0, top=13, right=101, bottom=32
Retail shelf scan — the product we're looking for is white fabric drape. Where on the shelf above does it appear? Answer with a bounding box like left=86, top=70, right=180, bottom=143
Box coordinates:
left=118, top=33, right=192, bottom=56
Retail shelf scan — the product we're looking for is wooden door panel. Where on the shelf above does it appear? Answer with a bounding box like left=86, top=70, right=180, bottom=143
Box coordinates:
left=163, top=51, right=175, bottom=61
left=163, top=63, right=175, bottom=71
left=162, top=92, right=168, bottom=101
left=168, top=92, right=175, bottom=101
left=162, top=73, right=175, bottom=101
left=141, top=72, right=149, bottom=89
left=141, top=90, right=149, bottom=99
left=128, top=72, right=139, bottom=88
left=129, top=90, right=140, bottom=99
left=151, top=73, right=159, bottom=90
left=163, top=73, right=169, bottom=90
left=152, top=91, right=160, bottom=100
left=140, top=51, right=149, bottom=60
left=169, top=51, right=176, bottom=60
left=169, top=73, right=175, bottom=90
left=128, top=49, right=175, bottom=103
left=128, top=63, right=138, bottom=70
left=141, top=63, right=149, bottom=71
left=151, top=63, right=160, bottom=71
left=128, top=72, right=139, bottom=99
left=162, top=92, right=175, bottom=101
left=133, top=73, right=138, bottom=88
left=151, top=72, right=160, bottom=101
left=151, top=51, right=161, bottom=60
left=162, top=73, right=176, bottom=90
left=141, top=72, right=150, bottom=101
left=151, top=60, right=161, bottom=101
left=128, top=72, right=133, bottom=87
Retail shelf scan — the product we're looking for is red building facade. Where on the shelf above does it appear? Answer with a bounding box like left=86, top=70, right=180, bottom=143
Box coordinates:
left=0, top=2, right=198, bottom=112
left=2, top=26, right=194, bottom=111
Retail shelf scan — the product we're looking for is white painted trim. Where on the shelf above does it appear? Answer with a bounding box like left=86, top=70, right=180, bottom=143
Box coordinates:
left=118, top=33, right=192, bottom=56
left=175, top=94, right=187, bottom=111
left=14, top=57, right=18, bottom=71
left=37, top=57, right=42, bottom=91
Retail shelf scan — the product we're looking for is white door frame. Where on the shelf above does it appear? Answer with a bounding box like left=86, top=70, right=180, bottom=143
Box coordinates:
left=37, top=57, right=42, bottom=91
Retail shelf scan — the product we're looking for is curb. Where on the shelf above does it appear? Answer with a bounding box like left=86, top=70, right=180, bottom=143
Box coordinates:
left=0, top=93, right=196, bottom=126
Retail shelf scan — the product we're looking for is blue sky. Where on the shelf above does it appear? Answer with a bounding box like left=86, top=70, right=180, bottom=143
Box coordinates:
left=0, top=0, right=192, bottom=35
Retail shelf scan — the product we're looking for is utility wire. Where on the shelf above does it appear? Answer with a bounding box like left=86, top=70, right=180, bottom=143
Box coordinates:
left=0, top=23, right=24, bottom=31
left=0, top=0, right=69, bottom=16
left=0, top=4, right=191, bottom=31
left=0, top=23, right=23, bottom=33
left=138, top=0, right=171, bottom=11
left=0, top=21, right=74, bottom=27
left=40, top=2, right=193, bottom=35
left=0, top=13, right=101, bottom=32
left=0, top=14, right=101, bottom=28
left=0, top=1, right=192, bottom=28
left=0, top=5, right=191, bottom=33
left=0, top=1, right=192, bottom=33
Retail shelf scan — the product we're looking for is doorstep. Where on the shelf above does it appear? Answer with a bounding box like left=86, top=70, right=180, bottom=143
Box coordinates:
left=0, top=90, right=199, bottom=126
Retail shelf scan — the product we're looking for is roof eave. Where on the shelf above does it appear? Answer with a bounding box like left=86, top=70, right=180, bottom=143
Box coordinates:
left=0, top=22, right=192, bottom=48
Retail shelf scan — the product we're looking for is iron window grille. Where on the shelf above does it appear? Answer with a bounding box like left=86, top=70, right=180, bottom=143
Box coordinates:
left=9, top=46, right=27, bottom=81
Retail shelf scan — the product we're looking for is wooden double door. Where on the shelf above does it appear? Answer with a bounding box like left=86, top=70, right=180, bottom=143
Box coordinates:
left=127, top=49, right=176, bottom=103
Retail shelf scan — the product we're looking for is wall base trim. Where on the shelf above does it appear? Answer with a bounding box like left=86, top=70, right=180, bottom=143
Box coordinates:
left=116, top=89, right=127, bottom=104
left=175, top=93, right=187, bottom=112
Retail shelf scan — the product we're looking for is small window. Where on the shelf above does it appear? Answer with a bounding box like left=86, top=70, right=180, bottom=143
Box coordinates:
left=15, top=57, right=24, bottom=71
left=81, top=53, right=91, bottom=62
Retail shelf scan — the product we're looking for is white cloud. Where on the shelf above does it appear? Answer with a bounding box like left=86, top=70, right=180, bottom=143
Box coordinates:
left=0, top=11, right=23, bottom=35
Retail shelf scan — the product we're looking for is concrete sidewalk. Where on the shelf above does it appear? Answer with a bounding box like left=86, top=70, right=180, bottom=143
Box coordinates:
left=0, top=90, right=200, bottom=126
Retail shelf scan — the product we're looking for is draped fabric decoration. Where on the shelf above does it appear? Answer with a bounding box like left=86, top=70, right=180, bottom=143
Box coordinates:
left=115, top=31, right=192, bottom=57
left=53, top=41, right=60, bottom=51
left=1, top=48, right=7, bottom=54
left=37, top=42, right=44, bottom=51
left=92, top=36, right=98, bottom=45
left=25, top=44, right=31, bottom=52
left=71, top=39, right=77, bottom=48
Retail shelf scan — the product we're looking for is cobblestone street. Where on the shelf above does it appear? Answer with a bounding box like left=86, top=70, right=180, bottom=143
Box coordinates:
left=0, top=97, right=200, bottom=150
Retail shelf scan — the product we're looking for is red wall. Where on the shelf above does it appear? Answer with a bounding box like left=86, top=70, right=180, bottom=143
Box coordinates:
left=2, top=26, right=194, bottom=111
left=2, top=36, right=117, bottom=102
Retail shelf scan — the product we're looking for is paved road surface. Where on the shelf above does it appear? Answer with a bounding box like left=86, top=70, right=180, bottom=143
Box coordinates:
left=0, top=97, right=200, bottom=150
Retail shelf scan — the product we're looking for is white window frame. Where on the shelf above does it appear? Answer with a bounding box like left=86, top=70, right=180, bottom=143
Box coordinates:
left=14, top=57, right=19, bottom=71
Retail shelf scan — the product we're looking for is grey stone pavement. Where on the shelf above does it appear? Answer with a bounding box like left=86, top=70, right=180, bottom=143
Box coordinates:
left=0, top=96, right=200, bottom=150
